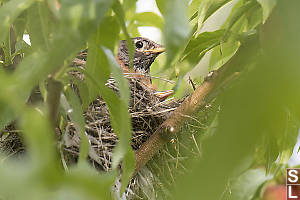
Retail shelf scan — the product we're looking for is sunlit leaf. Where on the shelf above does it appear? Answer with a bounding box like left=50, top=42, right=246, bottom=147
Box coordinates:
left=133, top=12, right=163, bottom=29
left=188, top=0, right=203, bottom=18
left=230, top=169, right=273, bottom=200
left=190, top=0, right=232, bottom=31
left=182, top=30, right=225, bottom=65
left=256, top=0, right=277, bottom=23
left=155, top=0, right=165, bottom=15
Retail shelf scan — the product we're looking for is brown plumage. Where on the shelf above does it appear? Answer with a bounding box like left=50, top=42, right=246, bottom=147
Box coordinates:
left=116, top=37, right=173, bottom=100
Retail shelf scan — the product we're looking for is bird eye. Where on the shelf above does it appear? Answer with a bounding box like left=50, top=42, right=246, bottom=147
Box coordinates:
left=135, top=41, right=143, bottom=49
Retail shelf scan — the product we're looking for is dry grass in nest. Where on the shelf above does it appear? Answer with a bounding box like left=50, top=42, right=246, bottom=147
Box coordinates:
left=63, top=50, right=182, bottom=174
left=63, top=75, right=181, bottom=172
left=0, top=50, right=214, bottom=199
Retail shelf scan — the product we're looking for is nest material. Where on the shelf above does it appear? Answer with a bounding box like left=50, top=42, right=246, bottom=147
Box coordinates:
left=62, top=50, right=182, bottom=173
left=0, top=49, right=205, bottom=199
left=63, top=78, right=181, bottom=172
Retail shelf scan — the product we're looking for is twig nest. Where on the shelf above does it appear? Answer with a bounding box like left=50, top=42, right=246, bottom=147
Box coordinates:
left=64, top=74, right=181, bottom=171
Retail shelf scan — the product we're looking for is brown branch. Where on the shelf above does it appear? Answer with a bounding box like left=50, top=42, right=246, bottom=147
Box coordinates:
left=134, top=35, right=259, bottom=174
left=46, top=78, right=63, bottom=132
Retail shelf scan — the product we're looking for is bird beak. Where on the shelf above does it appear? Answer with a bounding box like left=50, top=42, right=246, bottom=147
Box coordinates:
left=144, top=47, right=165, bottom=54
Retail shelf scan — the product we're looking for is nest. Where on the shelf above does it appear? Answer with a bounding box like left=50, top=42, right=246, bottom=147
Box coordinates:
left=64, top=79, right=181, bottom=171
left=1, top=50, right=186, bottom=199
left=62, top=50, right=181, bottom=171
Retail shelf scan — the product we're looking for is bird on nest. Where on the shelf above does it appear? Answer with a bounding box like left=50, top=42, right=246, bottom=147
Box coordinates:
left=116, top=37, right=174, bottom=101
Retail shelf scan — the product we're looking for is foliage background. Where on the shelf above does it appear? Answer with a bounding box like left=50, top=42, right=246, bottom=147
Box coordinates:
left=0, top=0, right=299, bottom=199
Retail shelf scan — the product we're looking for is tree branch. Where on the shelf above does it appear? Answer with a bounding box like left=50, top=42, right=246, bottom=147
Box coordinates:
left=46, top=78, right=63, bottom=132
left=134, top=35, right=259, bottom=174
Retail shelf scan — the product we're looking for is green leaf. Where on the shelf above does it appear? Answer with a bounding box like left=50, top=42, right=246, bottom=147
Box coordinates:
left=20, top=108, right=57, bottom=164
left=182, top=30, right=225, bottom=65
left=163, top=0, right=191, bottom=66
left=123, top=0, right=137, bottom=13
left=190, top=0, right=232, bottom=32
left=64, top=164, right=116, bottom=200
left=155, top=0, right=165, bottom=15
left=62, top=88, right=89, bottom=164
left=0, top=100, right=15, bottom=130
left=264, top=137, right=279, bottom=174
left=85, top=29, right=110, bottom=105
left=68, top=75, right=90, bottom=110
left=10, top=0, right=113, bottom=106
left=86, top=25, right=134, bottom=195
left=209, top=39, right=240, bottom=71
left=103, top=47, right=134, bottom=195
left=195, top=0, right=213, bottom=36
left=209, top=1, right=257, bottom=71
left=27, top=2, right=52, bottom=50
left=256, top=0, right=277, bottom=23
left=98, top=16, right=120, bottom=51
left=222, top=0, right=257, bottom=40
left=230, top=169, right=273, bottom=200
left=0, top=0, right=34, bottom=44
left=188, top=0, right=203, bottom=18
left=112, top=1, right=134, bottom=67
left=133, top=12, right=163, bottom=29
left=60, top=0, right=113, bottom=37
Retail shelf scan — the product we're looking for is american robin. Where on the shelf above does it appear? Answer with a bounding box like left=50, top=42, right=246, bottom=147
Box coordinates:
left=116, top=37, right=173, bottom=100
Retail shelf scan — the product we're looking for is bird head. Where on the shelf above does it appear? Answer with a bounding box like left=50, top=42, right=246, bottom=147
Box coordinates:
left=117, top=37, right=165, bottom=74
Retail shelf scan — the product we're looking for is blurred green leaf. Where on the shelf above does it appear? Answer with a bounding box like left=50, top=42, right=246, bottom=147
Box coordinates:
left=155, top=0, right=165, bottom=15
left=0, top=101, right=15, bottom=130
left=13, top=12, right=27, bottom=39
left=85, top=28, right=110, bottom=105
left=20, top=108, right=57, bottom=164
left=59, top=0, right=113, bottom=37
left=133, top=12, right=163, bottom=29
left=63, top=164, right=116, bottom=200
left=98, top=16, right=120, bottom=51
left=264, top=136, right=279, bottom=174
left=209, top=1, right=258, bottom=71
left=63, top=87, right=89, bottom=164
left=13, top=39, right=30, bottom=55
left=67, top=74, right=90, bottom=110
left=112, top=0, right=134, bottom=67
left=0, top=0, right=34, bottom=44
left=123, top=0, right=137, bottom=14
left=27, top=2, right=52, bottom=50
left=86, top=24, right=134, bottom=195
left=163, top=0, right=190, bottom=66
left=9, top=0, right=113, bottom=106
left=230, top=169, right=272, bottom=200
left=256, top=0, right=277, bottom=23
left=190, top=0, right=232, bottom=30
left=103, top=47, right=134, bottom=195
left=174, top=35, right=261, bottom=200
left=2, top=33, right=12, bottom=65
left=188, top=0, right=203, bottom=18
